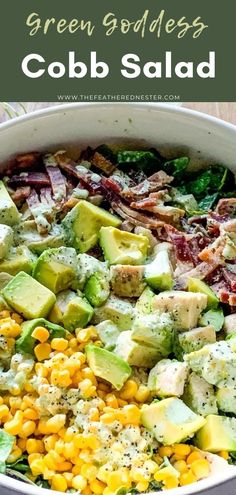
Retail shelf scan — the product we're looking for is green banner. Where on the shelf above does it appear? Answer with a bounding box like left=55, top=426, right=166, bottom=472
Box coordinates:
left=0, top=0, right=235, bottom=101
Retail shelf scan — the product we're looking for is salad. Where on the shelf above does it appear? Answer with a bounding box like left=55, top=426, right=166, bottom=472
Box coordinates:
left=0, top=145, right=235, bottom=494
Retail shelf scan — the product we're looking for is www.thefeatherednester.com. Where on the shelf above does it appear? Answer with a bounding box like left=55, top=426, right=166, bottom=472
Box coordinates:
left=57, top=94, right=181, bottom=102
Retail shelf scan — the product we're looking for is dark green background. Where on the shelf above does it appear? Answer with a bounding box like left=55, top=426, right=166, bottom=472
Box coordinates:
left=0, top=0, right=235, bottom=101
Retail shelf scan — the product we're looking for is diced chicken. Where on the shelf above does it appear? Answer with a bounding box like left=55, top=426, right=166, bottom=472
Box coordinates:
left=223, top=314, right=236, bottom=336
left=153, top=290, right=207, bottom=331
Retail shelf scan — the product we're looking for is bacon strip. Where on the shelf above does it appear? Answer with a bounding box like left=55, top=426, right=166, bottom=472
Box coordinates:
left=8, top=172, right=50, bottom=187
left=121, top=171, right=173, bottom=201
left=45, top=165, right=67, bottom=201
left=112, top=200, right=165, bottom=229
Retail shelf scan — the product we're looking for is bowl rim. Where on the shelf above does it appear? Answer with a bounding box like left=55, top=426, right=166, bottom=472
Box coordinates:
left=0, top=102, right=236, bottom=135
left=0, top=101, right=236, bottom=495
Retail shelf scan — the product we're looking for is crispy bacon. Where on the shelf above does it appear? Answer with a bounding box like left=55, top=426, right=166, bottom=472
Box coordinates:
left=176, top=261, right=222, bottom=289
left=216, top=198, right=236, bottom=216
left=91, top=152, right=116, bottom=175
left=165, top=225, right=194, bottom=264
left=121, top=171, right=173, bottom=201
left=112, top=200, right=165, bottom=229
left=101, top=176, right=122, bottom=194
left=8, top=172, right=50, bottom=187
left=45, top=165, right=67, bottom=201
left=5, top=152, right=41, bottom=175
left=11, top=186, right=31, bottom=203
left=222, top=268, right=236, bottom=291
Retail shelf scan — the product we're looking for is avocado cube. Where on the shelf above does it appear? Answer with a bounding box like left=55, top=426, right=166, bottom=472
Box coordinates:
left=144, top=250, right=173, bottom=291
left=115, top=330, right=161, bottom=368
left=141, top=398, right=206, bottom=444
left=33, top=247, right=78, bottom=294
left=110, top=264, right=146, bottom=297
left=85, top=343, right=131, bottom=390
left=84, top=272, right=110, bottom=307
left=184, top=341, right=236, bottom=388
left=0, top=181, right=21, bottom=226
left=2, top=271, right=56, bottom=319
left=135, top=287, right=155, bottom=315
left=95, top=320, right=121, bottom=350
left=223, top=314, right=236, bottom=336
left=174, top=326, right=216, bottom=360
left=148, top=359, right=188, bottom=397
left=131, top=313, right=173, bottom=355
left=99, top=227, right=149, bottom=265
left=153, top=291, right=207, bottom=331
left=188, top=277, right=219, bottom=309
left=0, top=273, right=13, bottom=290
left=49, top=290, right=93, bottom=331
left=216, top=388, right=236, bottom=415
left=0, top=225, right=13, bottom=260
left=183, top=372, right=218, bottom=416
left=196, top=415, right=236, bottom=452
left=93, top=295, right=134, bottom=331
left=16, top=318, right=65, bottom=355
left=0, top=245, right=36, bottom=276
left=62, top=200, right=121, bottom=253
left=199, top=308, right=224, bottom=332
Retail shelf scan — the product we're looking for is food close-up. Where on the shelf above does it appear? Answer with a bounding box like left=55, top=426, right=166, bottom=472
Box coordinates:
left=0, top=140, right=235, bottom=495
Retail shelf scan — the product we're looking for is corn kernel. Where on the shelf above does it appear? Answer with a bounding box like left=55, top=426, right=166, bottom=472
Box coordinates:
left=136, top=481, right=149, bottom=492
left=51, top=474, right=68, bottom=492
left=51, top=338, right=68, bottom=351
left=44, top=435, right=58, bottom=452
left=179, top=471, right=197, bottom=486
left=158, top=446, right=173, bottom=457
left=117, top=404, right=141, bottom=425
left=4, top=410, right=24, bottom=435
left=89, top=407, right=100, bottom=422
left=51, top=369, right=72, bottom=388
left=80, top=463, right=97, bottom=481
left=105, top=394, right=118, bottom=408
left=0, top=318, right=21, bottom=338
left=34, top=343, right=51, bottom=361
left=191, top=459, right=210, bottom=480
left=30, top=458, right=45, bottom=476
left=11, top=313, right=23, bottom=324
left=163, top=476, right=179, bottom=489
left=135, top=384, right=150, bottom=403
left=19, top=421, right=36, bottom=438
left=0, top=404, right=9, bottom=419
left=72, top=475, right=87, bottom=490
left=173, top=460, right=188, bottom=474
left=89, top=479, right=106, bottom=494
left=32, top=326, right=50, bottom=343
left=23, top=408, right=39, bottom=420
left=173, top=444, right=191, bottom=457
left=17, top=438, right=27, bottom=451
left=46, top=414, right=66, bottom=434
left=187, top=451, right=203, bottom=464
left=26, top=439, right=44, bottom=454
left=120, top=380, right=138, bottom=400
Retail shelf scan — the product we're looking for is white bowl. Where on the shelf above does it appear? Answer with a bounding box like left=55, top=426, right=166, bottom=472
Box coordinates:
left=0, top=103, right=236, bottom=495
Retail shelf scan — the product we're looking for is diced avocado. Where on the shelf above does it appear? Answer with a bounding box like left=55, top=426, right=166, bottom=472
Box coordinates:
left=33, top=247, right=78, bottom=294
left=115, top=330, right=161, bottom=368
left=0, top=273, right=13, bottom=290
left=49, top=290, right=93, bottom=331
left=174, top=326, right=216, bottom=360
left=0, top=181, right=21, bottom=226
left=153, top=291, right=207, bottom=331
left=85, top=343, right=131, bottom=390
left=141, top=398, right=206, bottom=444
left=110, top=264, right=146, bottom=297
left=144, top=250, right=173, bottom=291
left=14, top=221, right=65, bottom=254
left=183, top=372, right=218, bottom=416
left=188, top=278, right=219, bottom=309
left=148, top=359, right=188, bottom=397
left=196, top=415, right=236, bottom=452
left=184, top=341, right=236, bottom=388
left=216, top=388, right=236, bottom=415
left=99, top=227, right=149, bottom=265
left=84, top=272, right=110, bottom=307
left=62, top=200, right=121, bottom=253
left=0, top=245, right=36, bottom=276
left=2, top=271, right=56, bottom=319
left=223, top=314, right=236, bottom=336
left=16, top=318, right=65, bottom=355
left=0, top=225, right=13, bottom=260
left=131, top=312, right=173, bottom=356
left=93, top=295, right=134, bottom=331
left=199, top=308, right=224, bottom=332
left=95, top=320, right=120, bottom=350
left=135, top=287, right=155, bottom=315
